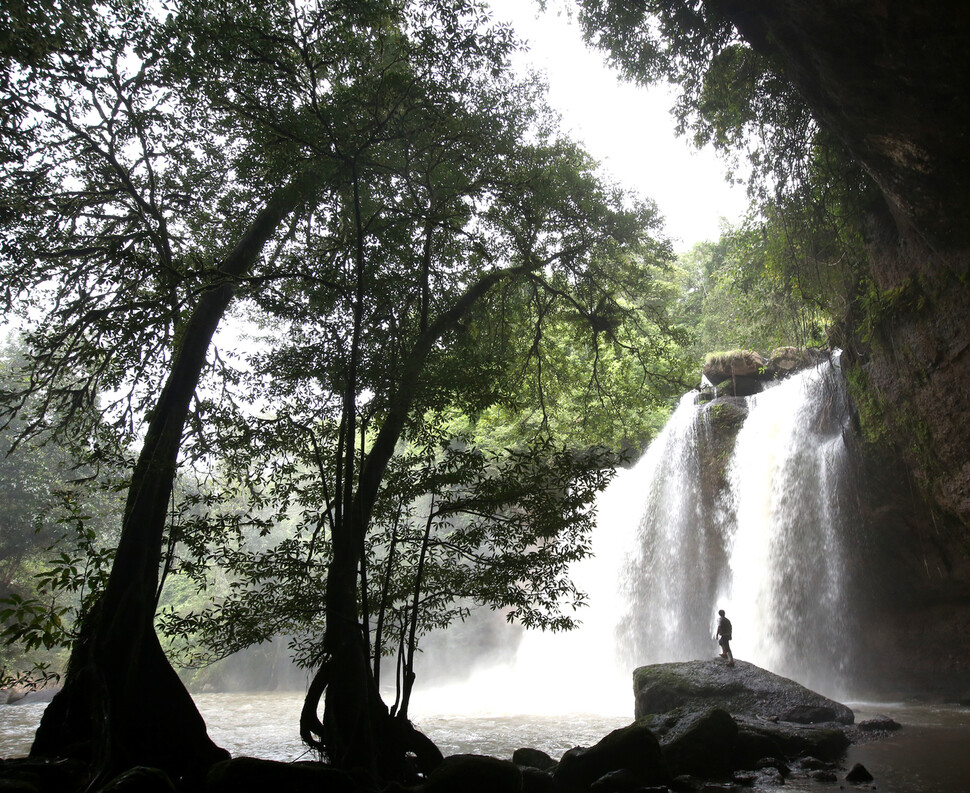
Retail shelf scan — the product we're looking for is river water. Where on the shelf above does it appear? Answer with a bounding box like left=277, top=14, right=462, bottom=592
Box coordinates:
left=3, top=694, right=970, bottom=792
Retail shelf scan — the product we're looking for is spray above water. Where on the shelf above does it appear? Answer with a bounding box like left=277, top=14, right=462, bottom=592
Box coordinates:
left=617, top=356, right=856, bottom=694
left=415, top=356, right=857, bottom=716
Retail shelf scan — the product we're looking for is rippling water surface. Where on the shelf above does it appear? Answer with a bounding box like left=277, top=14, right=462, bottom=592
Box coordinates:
left=3, top=695, right=969, bottom=793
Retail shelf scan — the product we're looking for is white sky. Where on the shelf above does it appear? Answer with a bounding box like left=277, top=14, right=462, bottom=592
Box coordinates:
left=488, top=0, right=749, bottom=252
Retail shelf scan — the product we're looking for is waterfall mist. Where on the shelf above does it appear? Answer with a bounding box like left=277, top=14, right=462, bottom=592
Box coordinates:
left=415, top=356, right=859, bottom=715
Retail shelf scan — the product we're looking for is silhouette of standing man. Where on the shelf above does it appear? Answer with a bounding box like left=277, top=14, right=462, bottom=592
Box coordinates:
left=716, top=609, right=734, bottom=667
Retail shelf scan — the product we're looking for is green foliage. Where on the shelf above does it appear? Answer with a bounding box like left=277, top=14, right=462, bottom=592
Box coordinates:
left=1, top=0, right=693, bottom=728
left=0, top=342, right=125, bottom=689
left=578, top=1, right=878, bottom=368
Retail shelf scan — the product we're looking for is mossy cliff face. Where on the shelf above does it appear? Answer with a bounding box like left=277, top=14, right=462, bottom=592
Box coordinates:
left=710, top=1, right=970, bottom=523
left=712, top=0, right=970, bottom=697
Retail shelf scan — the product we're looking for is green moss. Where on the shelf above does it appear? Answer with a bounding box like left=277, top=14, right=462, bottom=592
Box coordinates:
left=844, top=364, right=888, bottom=448
left=704, top=349, right=760, bottom=368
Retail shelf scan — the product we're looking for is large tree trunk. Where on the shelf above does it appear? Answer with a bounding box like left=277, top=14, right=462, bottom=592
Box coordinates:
left=31, top=173, right=320, bottom=785
left=300, top=262, right=537, bottom=780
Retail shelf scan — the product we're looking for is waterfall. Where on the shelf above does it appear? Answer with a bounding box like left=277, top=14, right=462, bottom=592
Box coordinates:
left=615, top=355, right=855, bottom=696
left=414, top=355, right=856, bottom=716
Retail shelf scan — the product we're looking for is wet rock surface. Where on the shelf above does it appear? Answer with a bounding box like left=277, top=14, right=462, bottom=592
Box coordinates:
left=633, top=660, right=854, bottom=724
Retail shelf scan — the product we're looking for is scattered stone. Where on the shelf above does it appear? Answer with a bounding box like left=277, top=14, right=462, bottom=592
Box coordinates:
left=553, top=724, right=668, bottom=793
left=857, top=716, right=901, bottom=732
left=809, top=769, right=838, bottom=782
left=423, top=755, right=521, bottom=793
left=798, top=756, right=830, bottom=771
left=512, top=747, right=556, bottom=772
left=845, top=763, right=875, bottom=783
left=752, top=758, right=789, bottom=777
left=756, top=766, right=785, bottom=786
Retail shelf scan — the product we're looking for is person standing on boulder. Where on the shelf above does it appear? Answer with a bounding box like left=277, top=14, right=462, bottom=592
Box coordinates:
left=716, top=609, right=734, bottom=667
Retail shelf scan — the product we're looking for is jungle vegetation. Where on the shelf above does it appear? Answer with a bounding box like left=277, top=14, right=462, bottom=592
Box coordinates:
left=1, top=0, right=873, bottom=786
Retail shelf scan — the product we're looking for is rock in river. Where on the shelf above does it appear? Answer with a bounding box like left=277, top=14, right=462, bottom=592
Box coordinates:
left=633, top=660, right=853, bottom=724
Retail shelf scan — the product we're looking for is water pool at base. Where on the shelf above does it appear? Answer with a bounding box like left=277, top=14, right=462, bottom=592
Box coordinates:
left=3, top=695, right=969, bottom=793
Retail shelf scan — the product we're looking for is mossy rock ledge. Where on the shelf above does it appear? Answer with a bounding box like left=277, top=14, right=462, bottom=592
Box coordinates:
left=700, top=347, right=828, bottom=399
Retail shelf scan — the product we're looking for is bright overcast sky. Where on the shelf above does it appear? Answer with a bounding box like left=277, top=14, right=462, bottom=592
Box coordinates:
left=487, top=0, right=749, bottom=253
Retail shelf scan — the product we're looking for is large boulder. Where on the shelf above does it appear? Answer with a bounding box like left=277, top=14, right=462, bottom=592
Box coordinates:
left=703, top=350, right=769, bottom=384
left=766, top=347, right=821, bottom=378
left=660, top=707, right=738, bottom=778
left=633, top=660, right=853, bottom=725
left=552, top=724, right=668, bottom=793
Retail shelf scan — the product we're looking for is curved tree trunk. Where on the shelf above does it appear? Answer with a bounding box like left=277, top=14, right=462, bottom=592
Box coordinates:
left=301, top=259, right=540, bottom=779
left=31, top=172, right=321, bottom=785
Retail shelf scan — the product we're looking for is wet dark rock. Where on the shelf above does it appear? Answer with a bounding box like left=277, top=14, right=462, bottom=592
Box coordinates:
left=731, top=771, right=757, bottom=786
left=755, top=766, right=785, bottom=786
left=732, top=730, right=783, bottom=768
left=670, top=773, right=700, bottom=791
left=633, top=660, right=854, bottom=725
left=845, top=762, right=874, bottom=783
left=660, top=708, right=738, bottom=778
left=423, top=755, right=521, bottom=793
left=520, top=766, right=556, bottom=793
left=552, top=724, right=668, bottom=793
left=512, top=747, right=556, bottom=772
left=713, top=376, right=763, bottom=398
left=206, top=757, right=361, bottom=793
left=768, top=725, right=850, bottom=761
left=856, top=715, right=901, bottom=733
left=809, top=769, right=838, bottom=782
left=752, top=758, right=789, bottom=777
left=0, top=757, right=88, bottom=793
left=635, top=661, right=854, bottom=778
left=589, top=767, right=644, bottom=792
left=98, top=766, right=175, bottom=792
left=780, top=705, right=838, bottom=724
left=797, top=757, right=831, bottom=771
left=0, top=779, right=41, bottom=793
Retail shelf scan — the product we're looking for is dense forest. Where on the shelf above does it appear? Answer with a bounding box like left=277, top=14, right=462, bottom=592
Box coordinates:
left=2, top=1, right=969, bottom=791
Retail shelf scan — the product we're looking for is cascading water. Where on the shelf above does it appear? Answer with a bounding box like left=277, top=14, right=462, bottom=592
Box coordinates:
left=415, top=354, right=857, bottom=716
left=615, top=354, right=856, bottom=697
